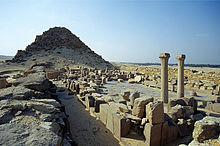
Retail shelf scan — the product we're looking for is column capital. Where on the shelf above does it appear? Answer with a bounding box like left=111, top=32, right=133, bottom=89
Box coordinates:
left=176, top=54, right=186, bottom=60
left=159, top=53, right=170, bottom=59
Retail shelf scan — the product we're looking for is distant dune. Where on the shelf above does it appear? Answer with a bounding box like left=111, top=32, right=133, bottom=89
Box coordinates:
left=0, top=55, right=13, bottom=61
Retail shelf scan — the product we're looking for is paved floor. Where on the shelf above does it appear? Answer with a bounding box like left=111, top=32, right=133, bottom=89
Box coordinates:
left=101, top=81, right=178, bottom=99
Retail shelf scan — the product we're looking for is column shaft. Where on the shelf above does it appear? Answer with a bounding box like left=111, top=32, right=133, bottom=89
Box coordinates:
left=159, top=53, right=170, bottom=103
left=176, top=54, right=186, bottom=98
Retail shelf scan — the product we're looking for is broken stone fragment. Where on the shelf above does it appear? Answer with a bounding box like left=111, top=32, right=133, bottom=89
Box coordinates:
left=130, top=91, right=140, bottom=106
left=168, top=104, right=194, bottom=122
left=109, top=102, right=129, bottom=113
left=146, top=101, right=164, bottom=125
left=134, top=75, right=142, bottom=83
left=193, top=116, right=220, bottom=143
left=132, top=96, right=153, bottom=118
left=121, top=91, right=130, bottom=100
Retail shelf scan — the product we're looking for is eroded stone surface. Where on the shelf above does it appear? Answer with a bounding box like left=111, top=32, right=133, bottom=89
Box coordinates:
left=193, top=116, right=220, bottom=143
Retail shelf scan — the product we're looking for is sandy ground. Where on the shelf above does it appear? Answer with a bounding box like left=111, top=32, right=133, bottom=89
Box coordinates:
left=56, top=86, right=121, bottom=146
left=112, top=62, right=220, bottom=73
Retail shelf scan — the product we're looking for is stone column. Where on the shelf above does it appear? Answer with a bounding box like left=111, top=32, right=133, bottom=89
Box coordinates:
left=176, top=54, right=186, bottom=98
left=159, top=53, right=170, bottom=103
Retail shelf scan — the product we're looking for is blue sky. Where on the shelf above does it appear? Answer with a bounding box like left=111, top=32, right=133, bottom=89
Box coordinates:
left=0, top=0, right=219, bottom=64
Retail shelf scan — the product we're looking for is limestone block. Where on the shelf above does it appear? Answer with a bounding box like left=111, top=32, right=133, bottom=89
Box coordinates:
left=168, top=98, right=186, bottom=110
left=91, top=93, right=102, bottom=99
left=132, top=96, right=153, bottom=118
left=94, top=99, right=106, bottom=113
left=121, top=91, right=130, bottom=100
left=167, top=124, right=179, bottom=143
left=144, top=123, right=162, bottom=146
left=113, top=113, right=130, bottom=140
left=213, top=89, right=220, bottom=95
left=100, top=104, right=110, bottom=125
left=161, top=121, right=168, bottom=146
left=168, top=97, right=197, bottom=113
left=125, top=113, right=142, bottom=124
left=168, top=105, right=183, bottom=122
left=85, top=95, right=95, bottom=109
left=89, top=83, right=99, bottom=92
left=0, top=78, right=7, bottom=89
left=106, top=109, right=114, bottom=133
left=211, top=103, right=220, bottom=113
left=190, top=113, right=204, bottom=122
left=102, top=95, right=114, bottom=102
left=193, top=116, right=220, bottom=143
left=118, top=79, right=124, bottom=82
left=146, top=101, right=164, bottom=125
left=86, top=87, right=96, bottom=94
left=182, top=106, right=194, bottom=118
left=45, top=70, right=60, bottom=79
left=130, top=91, right=140, bottom=106
left=70, top=80, right=75, bottom=91
left=188, top=139, right=220, bottom=146
left=118, top=98, right=127, bottom=105
left=109, top=102, right=129, bottom=113
left=177, top=119, right=191, bottom=136
left=128, top=79, right=136, bottom=84
left=117, top=74, right=127, bottom=80
left=216, top=96, right=220, bottom=103
left=75, top=83, right=80, bottom=94
left=134, top=75, right=142, bottom=83
left=182, top=97, right=197, bottom=112
left=168, top=105, right=194, bottom=122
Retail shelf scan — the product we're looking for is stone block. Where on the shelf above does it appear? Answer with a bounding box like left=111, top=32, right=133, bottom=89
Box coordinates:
left=182, top=97, right=197, bottom=112
left=211, top=103, right=220, bottom=113
left=167, top=124, right=179, bottom=144
left=144, top=123, right=162, bottom=146
left=121, top=91, right=130, bottom=100
left=0, top=78, right=7, bottom=89
left=168, top=105, right=183, bottom=122
left=177, top=119, right=191, bottom=136
left=106, top=109, right=114, bottom=133
left=134, top=75, right=142, bottom=83
left=146, top=101, right=164, bottom=125
left=85, top=95, right=95, bottom=109
left=109, top=102, right=129, bottom=113
left=100, top=104, right=110, bottom=125
left=161, top=121, right=168, bottom=146
left=94, top=99, right=106, bottom=113
left=130, top=91, right=140, bottom=106
left=45, top=70, right=60, bottom=79
left=168, top=98, right=186, bottom=110
left=168, top=97, right=197, bottom=113
left=168, top=105, right=194, bottom=122
left=132, top=96, right=153, bottom=118
left=216, top=96, right=220, bottom=103
left=193, top=116, right=220, bottom=143
left=113, top=113, right=130, bottom=140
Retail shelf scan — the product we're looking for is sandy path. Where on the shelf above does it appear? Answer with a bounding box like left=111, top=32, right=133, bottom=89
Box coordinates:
left=57, top=88, right=121, bottom=146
